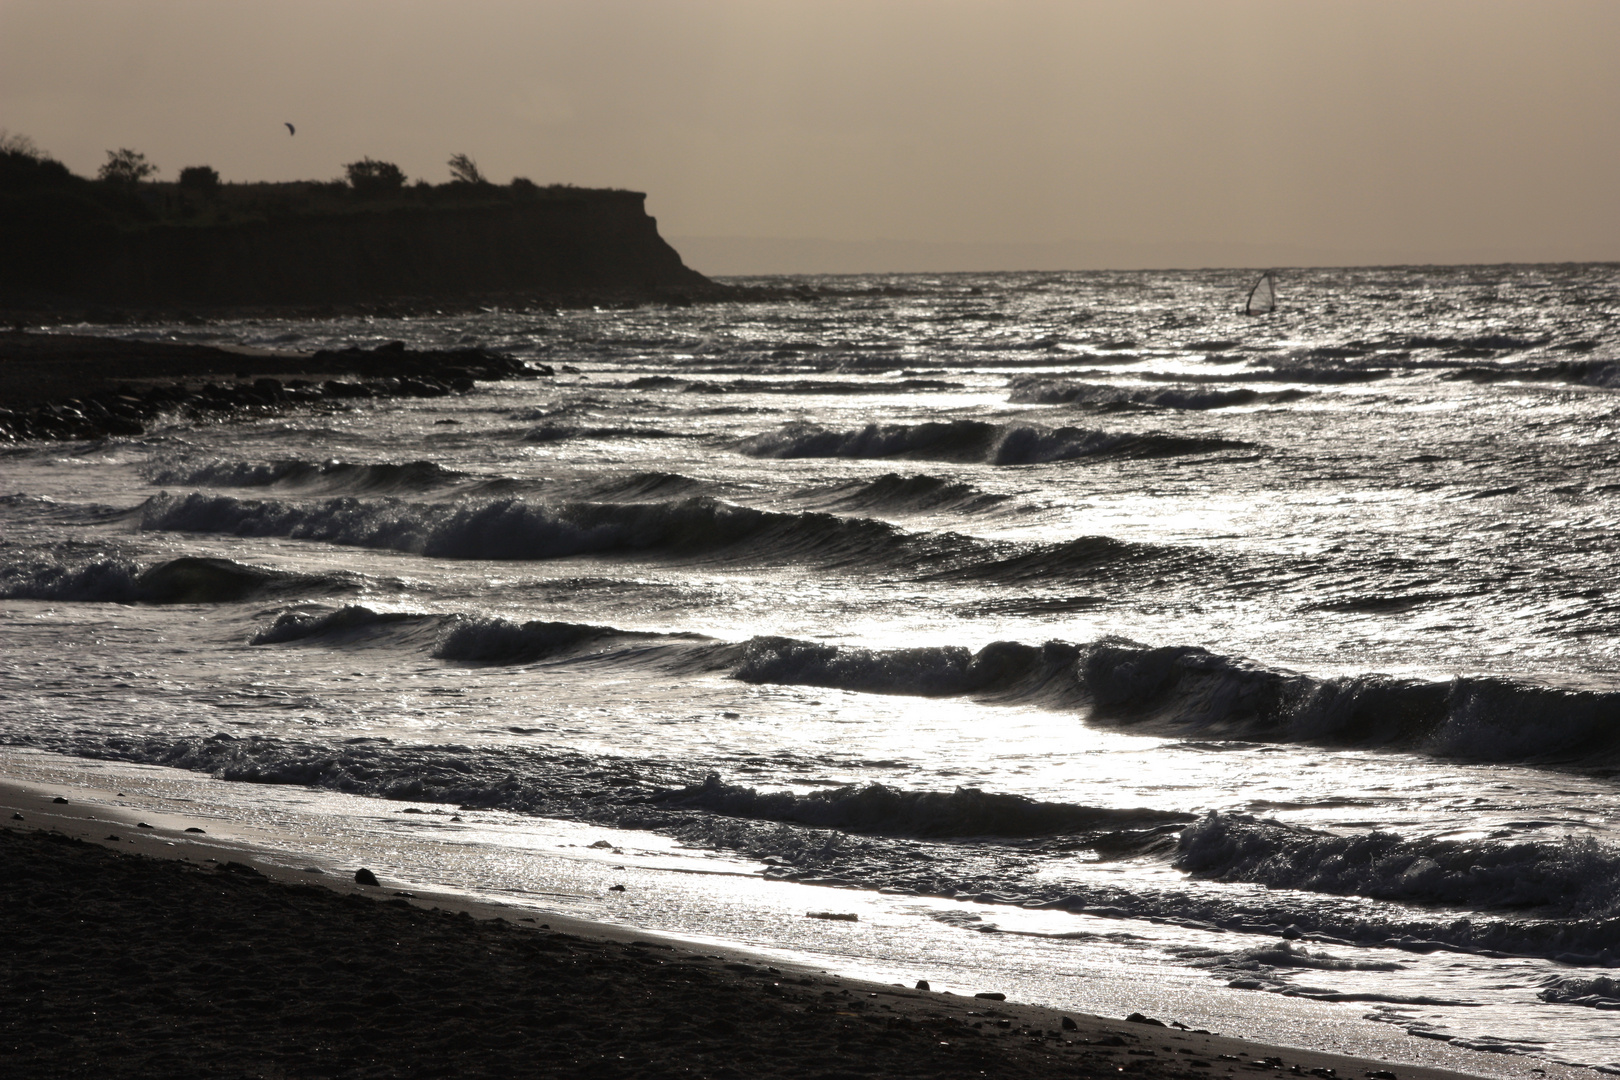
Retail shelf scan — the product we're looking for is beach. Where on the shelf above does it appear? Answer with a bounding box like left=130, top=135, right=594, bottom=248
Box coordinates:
left=4, top=268, right=1619, bottom=1077
left=2, top=772, right=1557, bottom=1080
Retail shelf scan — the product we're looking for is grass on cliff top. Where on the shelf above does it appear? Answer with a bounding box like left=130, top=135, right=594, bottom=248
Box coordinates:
left=1, top=148, right=639, bottom=235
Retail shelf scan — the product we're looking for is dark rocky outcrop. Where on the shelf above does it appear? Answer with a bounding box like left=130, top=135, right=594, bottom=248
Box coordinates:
left=0, top=335, right=548, bottom=442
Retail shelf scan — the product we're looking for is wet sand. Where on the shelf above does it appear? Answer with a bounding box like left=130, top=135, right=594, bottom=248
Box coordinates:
left=0, top=778, right=1561, bottom=1080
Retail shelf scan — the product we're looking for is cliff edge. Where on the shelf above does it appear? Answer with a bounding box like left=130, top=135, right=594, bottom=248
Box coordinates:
left=1, top=178, right=717, bottom=311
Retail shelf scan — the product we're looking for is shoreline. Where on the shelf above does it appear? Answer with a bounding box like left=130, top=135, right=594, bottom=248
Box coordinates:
left=0, top=768, right=1592, bottom=1080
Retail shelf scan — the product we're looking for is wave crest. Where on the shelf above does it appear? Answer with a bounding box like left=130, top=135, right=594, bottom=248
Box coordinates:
left=1537, top=974, right=1620, bottom=1007
left=250, top=605, right=441, bottom=645
left=795, top=473, right=1011, bottom=515
left=136, top=492, right=950, bottom=569
left=735, top=420, right=1250, bottom=464
left=432, top=617, right=648, bottom=663
left=1007, top=377, right=1308, bottom=410
left=735, top=636, right=1620, bottom=764
left=146, top=458, right=468, bottom=494
left=651, top=774, right=1194, bottom=842
left=0, top=555, right=354, bottom=604
left=1176, top=811, right=1620, bottom=919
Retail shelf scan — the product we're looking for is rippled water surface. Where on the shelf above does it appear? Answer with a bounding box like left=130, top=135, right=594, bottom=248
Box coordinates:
left=5, top=267, right=1620, bottom=1072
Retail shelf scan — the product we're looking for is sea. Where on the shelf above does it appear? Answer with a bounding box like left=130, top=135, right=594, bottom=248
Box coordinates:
left=3, top=266, right=1618, bottom=1074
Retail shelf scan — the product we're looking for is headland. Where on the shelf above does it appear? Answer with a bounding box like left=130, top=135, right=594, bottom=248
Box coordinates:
left=1, top=147, right=722, bottom=321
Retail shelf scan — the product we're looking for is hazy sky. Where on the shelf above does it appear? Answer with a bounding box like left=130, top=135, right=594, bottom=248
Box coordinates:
left=2, top=1, right=1616, bottom=271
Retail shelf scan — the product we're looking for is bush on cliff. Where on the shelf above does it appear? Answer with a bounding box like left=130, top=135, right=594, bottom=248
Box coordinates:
left=178, top=166, right=221, bottom=195
left=345, top=158, right=406, bottom=197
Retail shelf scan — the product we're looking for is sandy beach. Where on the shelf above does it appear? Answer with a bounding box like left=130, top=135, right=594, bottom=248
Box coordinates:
left=2, top=772, right=1589, bottom=1080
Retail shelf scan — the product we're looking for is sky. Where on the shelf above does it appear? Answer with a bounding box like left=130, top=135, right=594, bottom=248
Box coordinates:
left=2, top=0, right=1616, bottom=273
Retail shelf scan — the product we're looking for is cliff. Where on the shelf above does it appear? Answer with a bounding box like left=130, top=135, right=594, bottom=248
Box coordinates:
left=0, top=186, right=716, bottom=309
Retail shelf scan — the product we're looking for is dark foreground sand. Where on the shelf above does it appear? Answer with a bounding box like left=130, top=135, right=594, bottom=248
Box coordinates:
left=0, top=781, right=1527, bottom=1080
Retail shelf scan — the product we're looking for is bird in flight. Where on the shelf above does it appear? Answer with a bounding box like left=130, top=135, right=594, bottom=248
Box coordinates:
left=285, top=122, right=296, bottom=136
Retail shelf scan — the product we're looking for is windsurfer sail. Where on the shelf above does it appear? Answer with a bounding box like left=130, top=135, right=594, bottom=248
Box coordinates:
left=1243, top=271, right=1277, bottom=316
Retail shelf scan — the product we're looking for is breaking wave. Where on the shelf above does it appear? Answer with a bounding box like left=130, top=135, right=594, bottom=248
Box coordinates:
left=0, top=555, right=359, bottom=604
left=1006, top=377, right=1310, bottom=410
left=134, top=492, right=1184, bottom=585
left=249, top=605, right=444, bottom=646
left=146, top=458, right=470, bottom=494
left=1176, top=811, right=1620, bottom=919
left=935, top=535, right=1202, bottom=584
left=249, top=606, right=683, bottom=664
left=231, top=605, right=1620, bottom=770
left=521, top=424, right=689, bottom=443
left=432, top=617, right=656, bottom=664
left=793, top=473, right=1012, bottom=515
left=574, top=471, right=716, bottom=502
left=650, top=774, right=1193, bottom=843
left=137, top=492, right=912, bottom=566
left=1537, top=974, right=1620, bottom=1008
left=734, top=420, right=1251, bottom=464
left=733, top=636, right=1620, bottom=765
left=626, top=376, right=964, bottom=395
left=220, top=594, right=1620, bottom=770
left=1180, top=940, right=1400, bottom=974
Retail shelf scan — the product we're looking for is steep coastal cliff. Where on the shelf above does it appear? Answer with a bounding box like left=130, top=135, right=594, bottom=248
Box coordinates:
left=1, top=182, right=715, bottom=310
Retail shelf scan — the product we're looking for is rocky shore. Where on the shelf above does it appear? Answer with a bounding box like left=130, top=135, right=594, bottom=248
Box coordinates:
left=0, top=331, right=547, bottom=442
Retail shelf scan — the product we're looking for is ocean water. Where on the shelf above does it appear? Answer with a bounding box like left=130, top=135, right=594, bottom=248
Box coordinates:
left=4, top=266, right=1619, bottom=1073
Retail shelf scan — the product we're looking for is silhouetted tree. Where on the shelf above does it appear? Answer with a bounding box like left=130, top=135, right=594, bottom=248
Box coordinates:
left=344, top=157, right=406, bottom=196
left=448, top=153, right=486, bottom=185
left=98, top=148, right=157, bottom=185
left=177, top=165, right=221, bottom=194
left=0, top=130, right=46, bottom=159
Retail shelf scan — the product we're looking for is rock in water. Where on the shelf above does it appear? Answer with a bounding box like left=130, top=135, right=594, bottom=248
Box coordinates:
left=354, top=868, right=381, bottom=886
left=915, top=980, right=931, bottom=991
